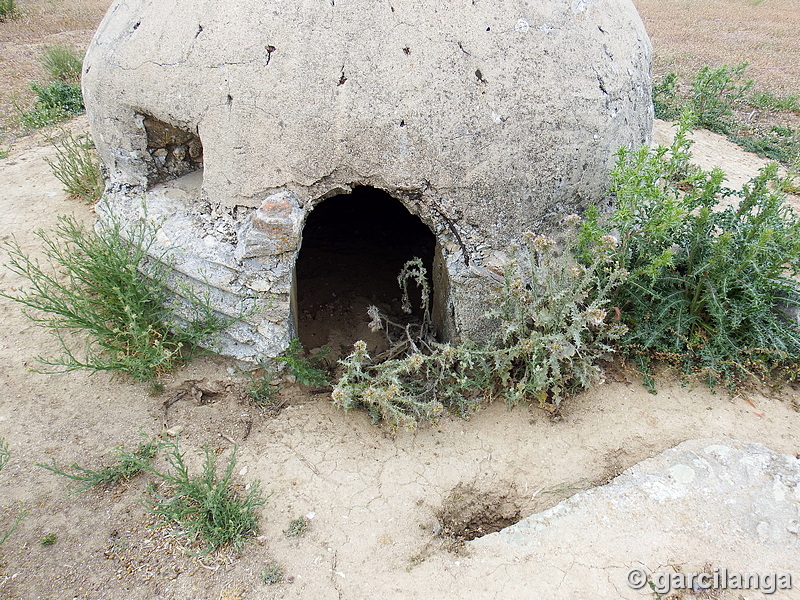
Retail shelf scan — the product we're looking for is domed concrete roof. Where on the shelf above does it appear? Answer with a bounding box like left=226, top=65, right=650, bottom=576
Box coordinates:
left=83, top=0, right=652, bottom=360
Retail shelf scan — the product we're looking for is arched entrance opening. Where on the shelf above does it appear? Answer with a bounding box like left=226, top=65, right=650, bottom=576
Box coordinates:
left=293, top=186, right=440, bottom=359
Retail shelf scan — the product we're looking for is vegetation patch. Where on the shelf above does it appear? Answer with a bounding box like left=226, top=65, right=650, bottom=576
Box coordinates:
left=0, top=0, right=17, bottom=21
left=146, top=442, right=266, bottom=554
left=0, top=438, right=25, bottom=545
left=41, top=45, right=83, bottom=83
left=40, top=437, right=266, bottom=554
left=653, top=62, right=799, bottom=170
left=18, top=81, right=84, bottom=130
left=333, top=227, right=627, bottom=428
left=44, top=129, right=104, bottom=202
left=1, top=214, right=231, bottom=382
left=276, top=338, right=331, bottom=388
left=38, top=437, right=160, bottom=493
left=243, top=361, right=284, bottom=412
left=579, top=114, right=800, bottom=391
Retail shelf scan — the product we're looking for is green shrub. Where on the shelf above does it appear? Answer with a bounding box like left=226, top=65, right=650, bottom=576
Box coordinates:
left=41, top=45, right=83, bottom=83
left=18, top=81, right=84, bottom=129
left=729, top=125, right=800, bottom=168
left=1, top=215, right=230, bottom=382
left=38, top=438, right=160, bottom=492
left=0, top=0, right=17, bottom=21
left=44, top=129, right=104, bottom=202
left=689, top=62, right=752, bottom=134
left=147, top=442, right=266, bottom=554
left=653, top=72, right=681, bottom=120
left=276, top=338, right=330, bottom=387
left=333, top=230, right=627, bottom=428
left=580, top=114, right=800, bottom=390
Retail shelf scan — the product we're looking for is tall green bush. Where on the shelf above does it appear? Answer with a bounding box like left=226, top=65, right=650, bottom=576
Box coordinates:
left=580, top=114, right=800, bottom=390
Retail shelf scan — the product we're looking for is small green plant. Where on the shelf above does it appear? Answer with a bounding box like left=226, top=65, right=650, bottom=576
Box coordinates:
left=40, top=533, right=57, bottom=546
left=244, top=361, right=283, bottom=409
left=580, top=113, right=800, bottom=390
left=689, top=62, right=752, bottom=134
left=2, top=214, right=230, bottom=382
left=0, top=0, right=17, bottom=21
left=146, top=442, right=266, bottom=554
left=746, top=90, right=800, bottom=113
left=653, top=72, right=681, bottom=120
left=0, top=439, right=25, bottom=545
left=276, top=338, right=330, bottom=387
left=286, top=516, right=308, bottom=537
left=38, top=438, right=160, bottom=492
left=41, top=45, right=83, bottom=83
left=729, top=125, right=800, bottom=168
left=44, top=129, right=104, bottom=202
left=261, top=563, right=284, bottom=585
left=18, top=81, right=84, bottom=129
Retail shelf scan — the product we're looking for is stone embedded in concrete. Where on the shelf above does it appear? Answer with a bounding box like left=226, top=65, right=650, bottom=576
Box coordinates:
left=84, top=0, right=652, bottom=361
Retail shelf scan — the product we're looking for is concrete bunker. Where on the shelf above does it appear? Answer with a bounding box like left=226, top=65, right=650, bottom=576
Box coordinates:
left=294, top=186, right=443, bottom=358
left=83, top=0, right=654, bottom=363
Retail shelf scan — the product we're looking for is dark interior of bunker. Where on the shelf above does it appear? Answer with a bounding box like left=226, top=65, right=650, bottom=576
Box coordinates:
left=294, top=186, right=436, bottom=360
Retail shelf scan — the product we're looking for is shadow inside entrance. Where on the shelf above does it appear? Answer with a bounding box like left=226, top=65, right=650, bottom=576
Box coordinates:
left=294, top=186, right=436, bottom=359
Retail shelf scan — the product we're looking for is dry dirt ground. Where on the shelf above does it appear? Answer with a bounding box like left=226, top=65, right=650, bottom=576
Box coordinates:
left=1, top=1, right=800, bottom=600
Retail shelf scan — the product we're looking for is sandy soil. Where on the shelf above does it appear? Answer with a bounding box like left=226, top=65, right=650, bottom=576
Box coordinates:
left=1, top=1, right=800, bottom=599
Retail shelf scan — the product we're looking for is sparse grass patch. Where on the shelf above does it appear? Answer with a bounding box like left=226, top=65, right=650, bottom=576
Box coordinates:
left=38, top=437, right=159, bottom=492
left=261, top=563, right=284, bottom=585
left=41, top=45, right=83, bottom=83
left=729, top=126, right=800, bottom=169
left=243, top=361, right=283, bottom=411
left=44, top=129, right=104, bottom=202
left=285, top=516, right=308, bottom=537
left=40, top=532, right=57, bottom=546
left=39, top=437, right=266, bottom=554
left=747, top=90, right=800, bottom=113
left=146, top=442, right=266, bottom=554
left=1, top=214, right=231, bottom=382
left=0, top=439, right=25, bottom=545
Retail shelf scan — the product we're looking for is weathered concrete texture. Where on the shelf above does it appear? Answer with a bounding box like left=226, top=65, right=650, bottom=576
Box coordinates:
left=446, top=438, right=800, bottom=599
left=84, top=0, right=652, bottom=358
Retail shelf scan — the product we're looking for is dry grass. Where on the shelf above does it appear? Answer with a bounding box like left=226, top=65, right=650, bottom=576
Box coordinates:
left=633, top=0, right=800, bottom=94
